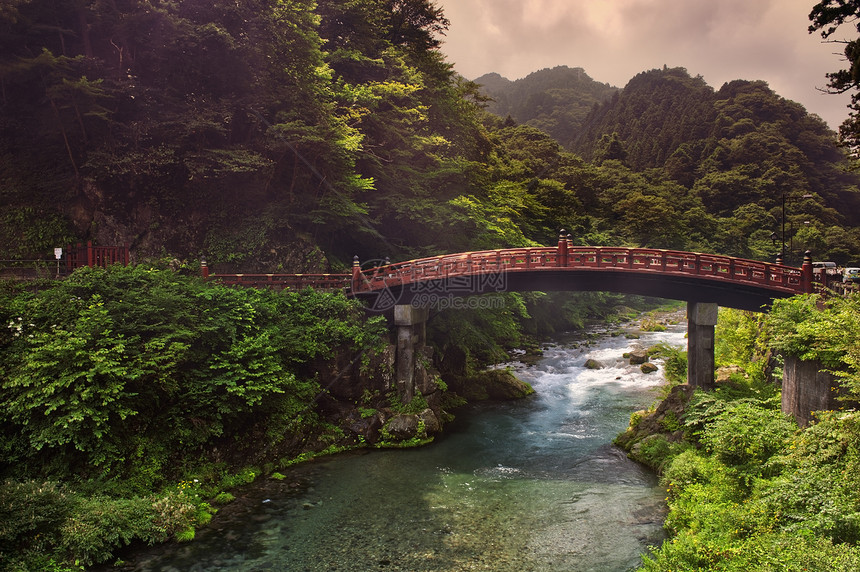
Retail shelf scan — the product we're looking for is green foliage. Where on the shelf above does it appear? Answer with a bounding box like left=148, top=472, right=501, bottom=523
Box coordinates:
left=0, top=480, right=75, bottom=560
left=388, top=393, right=429, bottom=415
left=213, top=492, right=235, bottom=505
left=641, top=298, right=860, bottom=571
left=715, top=308, right=767, bottom=374
left=640, top=316, right=667, bottom=332
left=0, top=207, right=76, bottom=259
left=765, top=293, right=860, bottom=398
left=0, top=479, right=204, bottom=569
left=476, top=66, right=618, bottom=144
left=759, top=411, right=860, bottom=544
left=810, top=0, right=860, bottom=153
left=0, top=265, right=385, bottom=487
left=635, top=435, right=691, bottom=473
left=696, top=400, right=794, bottom=485
left=648, top=343, right=687, bottom=386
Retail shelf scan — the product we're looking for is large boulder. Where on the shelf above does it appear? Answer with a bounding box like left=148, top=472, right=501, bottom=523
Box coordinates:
left=418, top=408, right=442, bottom=435
left=462, top=369, right=535, bottom=401
left=628, top=350, right=649, bottom=365
left=385, top=414, right=421, bottom=440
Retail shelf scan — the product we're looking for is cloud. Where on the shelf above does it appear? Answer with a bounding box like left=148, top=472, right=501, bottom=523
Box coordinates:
left=436, top=0, right=852, bottom=129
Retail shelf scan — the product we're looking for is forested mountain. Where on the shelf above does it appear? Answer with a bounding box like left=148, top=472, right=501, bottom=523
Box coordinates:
left=573, top=67, right=716, bottom=168
left=474, top=66, right=860, bottom=260
left=474, top=66, right=618, bottom=146
left=2, top=1, right=859, bottom=270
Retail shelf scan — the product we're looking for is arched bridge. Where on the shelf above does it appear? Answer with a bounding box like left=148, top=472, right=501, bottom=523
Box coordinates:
left=208, top=237, right=816, bottom=313
left=206, top=236, right=822, bottom=397
left=206, top=236, right=829, bottom=420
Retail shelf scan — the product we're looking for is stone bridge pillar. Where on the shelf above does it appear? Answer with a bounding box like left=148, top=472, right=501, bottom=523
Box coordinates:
left=394, top=304, right=429, bottom=404
left=687, top=302, right=718, bottom=390
left=781, top=356, right=856, bottom=427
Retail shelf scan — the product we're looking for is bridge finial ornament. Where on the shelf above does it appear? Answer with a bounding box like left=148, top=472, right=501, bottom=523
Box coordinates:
left=557, top=230, right=569, bottom=267
left=801, top=250, right=814, bottom=294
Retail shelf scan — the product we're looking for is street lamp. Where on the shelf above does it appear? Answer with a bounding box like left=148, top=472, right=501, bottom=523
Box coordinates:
left=53, top=247, right=63, bottom=277
left=777, top=193, right=814, bottom=265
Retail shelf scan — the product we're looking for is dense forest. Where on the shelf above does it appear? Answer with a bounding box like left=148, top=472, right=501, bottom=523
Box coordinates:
left=2, top=0, right=860, bottom=569
left=2, top=0, right=860, bottom=267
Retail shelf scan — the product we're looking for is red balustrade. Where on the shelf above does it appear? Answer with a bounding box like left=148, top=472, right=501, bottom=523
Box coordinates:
left=65, top=241, right=129, bottom=270
left=346, top=246, right=812, bottom=296
left=210, top=243, right=814, bottom=297
left=212, top=273, right=351, bottom=291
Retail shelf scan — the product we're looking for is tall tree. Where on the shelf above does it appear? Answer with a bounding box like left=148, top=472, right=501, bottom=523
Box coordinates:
left=809, top=0, right=860, bottom=150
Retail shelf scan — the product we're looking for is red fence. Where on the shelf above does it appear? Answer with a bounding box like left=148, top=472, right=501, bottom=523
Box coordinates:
left=65, top=242, right=129, bottom=271
left=210, top=273, right=351, bottom=290
left=209, top=242, right=815, bottom=298
left=348, top=245, right=812, bottom=296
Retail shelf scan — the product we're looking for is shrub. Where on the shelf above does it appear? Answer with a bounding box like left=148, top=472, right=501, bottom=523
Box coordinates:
left=0, top=480, right=77, bottom=559
left=698, top=401, right=795, bottom=477
left=0, top=265, right=386, bottom=486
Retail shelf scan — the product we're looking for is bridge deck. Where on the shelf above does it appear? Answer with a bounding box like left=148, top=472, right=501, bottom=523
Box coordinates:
left=208, top=244, right=817, bottom=312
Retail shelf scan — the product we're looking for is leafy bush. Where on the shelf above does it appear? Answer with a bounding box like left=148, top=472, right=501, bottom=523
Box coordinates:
left=0, top=265, right=386, bottom=489
left=698, top=400, right=794, bottom=480
left=757, top=411, right=860, bottom=544
left=641, top=296, right=860, bottom=571
left=0, top=480, right=77, bottom=559
left=715, top=307, right=768, bottom=377
left=634, top=434, right=689, bottom=472
left=648, top=342, right=687, bottom=385
left=765, top=293, right=860, bottom=397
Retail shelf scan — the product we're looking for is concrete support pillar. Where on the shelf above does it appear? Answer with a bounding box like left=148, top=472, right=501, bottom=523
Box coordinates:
left=687, top=301, right=718, bottom=390
left=394, top=304, right=429, bottom=404
left=782, top=356, right=844, bottom=427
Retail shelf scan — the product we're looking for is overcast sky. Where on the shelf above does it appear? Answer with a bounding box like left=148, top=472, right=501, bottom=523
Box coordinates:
left=435, top=0, right=853, bottom=131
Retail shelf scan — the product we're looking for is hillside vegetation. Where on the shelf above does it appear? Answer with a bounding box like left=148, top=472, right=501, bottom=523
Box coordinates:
left=615, top=296, right=860, bottom=570
left=2, top=2, right=859, bottom=266
left=474, top=66, right=618, bottom=146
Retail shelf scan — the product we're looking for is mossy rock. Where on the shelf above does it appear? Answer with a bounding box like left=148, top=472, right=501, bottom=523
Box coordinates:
left=463, top=369, right=535, bottom=401
left=629, top=350, right=649, bottom=365
left=640, top=362, right=658, bottom=374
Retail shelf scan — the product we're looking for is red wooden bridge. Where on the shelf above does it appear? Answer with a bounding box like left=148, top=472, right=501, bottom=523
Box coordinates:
left=208, top=235, right=818, bottom=312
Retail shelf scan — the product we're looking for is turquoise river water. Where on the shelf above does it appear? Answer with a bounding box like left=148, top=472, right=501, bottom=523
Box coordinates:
left=111, top=315, right=687, bottom=572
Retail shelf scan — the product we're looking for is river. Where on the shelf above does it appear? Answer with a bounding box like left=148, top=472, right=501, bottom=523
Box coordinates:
left=115, top=313, right=686, bottom=572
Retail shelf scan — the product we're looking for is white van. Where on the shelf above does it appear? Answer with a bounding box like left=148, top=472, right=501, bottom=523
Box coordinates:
left=812, top=261, right=839, bottom=276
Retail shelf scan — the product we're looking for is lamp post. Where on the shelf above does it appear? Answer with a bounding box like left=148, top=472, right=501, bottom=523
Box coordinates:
left=776, top=193, right=814, bottom=265
left=53, top=247, right=62, bottom=277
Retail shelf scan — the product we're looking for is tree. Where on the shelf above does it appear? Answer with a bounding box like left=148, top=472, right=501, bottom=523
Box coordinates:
left=809, top=0, right=860, bottom=150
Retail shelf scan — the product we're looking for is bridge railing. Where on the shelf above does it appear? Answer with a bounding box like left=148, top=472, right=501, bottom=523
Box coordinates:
left=349, top=245, right=811, bottom=295
left=65, top=242, right=129, bottom=271
left=211, top=273, right=351, bottom=290
left=208, top=241, right=813, bottom=297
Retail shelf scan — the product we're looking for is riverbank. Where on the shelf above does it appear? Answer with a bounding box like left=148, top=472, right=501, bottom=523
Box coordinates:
left=94, top=309, right=686, bottom=571
left=612, top=303, right=860, bottom=571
